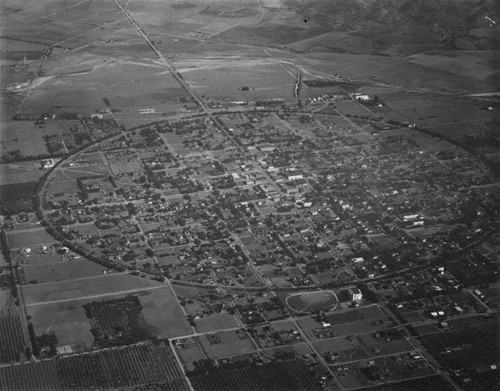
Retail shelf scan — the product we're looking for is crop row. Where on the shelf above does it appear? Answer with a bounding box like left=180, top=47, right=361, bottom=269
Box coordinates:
left=420, top=325, right=498, bottom=370
left=0, top=308, right=27, bottom=362
left=190, top=360, right=321, bottom=391
left=0, top=342, right=189, bottom=391
left=0, top=360, right=61, bottom=391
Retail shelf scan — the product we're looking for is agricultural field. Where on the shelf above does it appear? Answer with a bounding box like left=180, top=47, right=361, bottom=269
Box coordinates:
left=419, top=324, right=499, bottom=371
left=6, top=228, right=55, bottom=250
left=195, top=312, right=239, bottom=333
left=263, top=343, right=315, bottom=361
left=0, top=251, right=9, bottom=267
left=189, top=359, right=322, bottom=391
left=176, top=55, right=297, bottom=102
left=348, top=374, right=456, bottom=391
left=138, top=286, right=194, bottom=338
left=332, top=352, right=436, bottom=389
left=199, top=329, right=255, bottom=359
left=0, top=342, right=190, bottom=391
left=0, top=360, right=62, bottom=391
left=83, top=296, right=150, bottom=347
left=297, top=305, right=393, bottom=342
left=21, top=258, right=106, bottom=284
left=314, top=327, right=413, bottom=364
left=0, top=162, right=42, bottom=185
left=0, top=307, right=28, bottom=363
left=21, top=273, right=164, bottom=305
left=0, top=121, right=50, bottom=159
left=12, top=246, right=62, bottom=267
left=25, top=297, right=94, bottom=350
left=0, top=180, right=38, bottom=215
left=334, top=101, right=377, bottom=119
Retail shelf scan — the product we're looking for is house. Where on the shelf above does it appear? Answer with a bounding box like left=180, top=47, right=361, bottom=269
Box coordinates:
left=40, top=158, right=55, bottom=169
left=341, top=287, right=363, bottom=302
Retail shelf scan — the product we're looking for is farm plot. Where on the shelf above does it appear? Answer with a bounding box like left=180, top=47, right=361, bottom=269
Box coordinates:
left=25, top=295, right=96, bottom=349
left=45, top=171, right=80, bottom=196
left=0, top=360, right=62, bottom=391
left=0, top=121, right=50, bottom=158
left=0, top=162, right=43, bottom=186
left=319, top=333, right=412, bottom=363
left=297, top=306, right=391, bottom=339
left=139, top=286, right=193, bottom=338
left=0, top=290, right=12, bottom=309
left=179, top=345, right=206, bottom=371
left=329, top=317, right=390, bottom=337
left=14, top=249, right=62, bottom=266
left=358, top=375, right=456, bottom=391
left=263, top=344, right=315, bottom=361
left=83, top=296, right=150, bottom=347
left=177, top=56, right=297, bottom=102
left=71, top=223, right=100, bottom=237
left=296, top=316, right=327, bottom=341
left=195, top=313, right=239, bottom=333
left=312, top=337, right=355, bottom=356
left=6, top=228, right=55, bottom=250
left=199, top=330, right=255, bottom=359
left=419, top=324, right=498, bottom=371
left=21, top=273, right=164, bottom=305
left=359, top=332, right=414, bottom=357
left=0, top=251, right=9, bottom=267
left=333, top=352, right=435, bottom=389
left=334, top=101, right=377, bottom=119
left=480, top=287, right=500, bottom=308
left=0, top=307, right=28, bottom=363
left=189, top=359, right=321, bottom=391
left=0, top=342, right=189, bottom=391
left=22, top=258, right=106, bottom=284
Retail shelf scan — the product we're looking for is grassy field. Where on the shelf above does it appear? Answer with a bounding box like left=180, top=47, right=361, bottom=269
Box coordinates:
left=22, top=258, right=106, bottom=284
left=18, top=56, right=189, bottom=123
left=270, top=49, right=495, bottom=93
left=138, top=286, right=193, bottom=338
left=14, top=251, right=61, bottom=266
left=179, top=346, right=206, bottom=369
left=0, top=119, right=49, bottom=158
left=195, top=313, right=239, bottom=333
left=199, top=330, right=255, bottom=359
left=24, top=281, right=190, bottom=349
left=21, top=273, right=164, bottom=305
left=45, top=171, right=80, bottom=196
left=177, top=56, right=297, bottom=102
left=0, top=162, right=43, bottom=186
left=408, top=51, right=498, bottom=81
left=25, top=296, right=94, bottom=349
left=6, top=228, right=55, bottom=249
left=0, top=251, right=8, bottom=267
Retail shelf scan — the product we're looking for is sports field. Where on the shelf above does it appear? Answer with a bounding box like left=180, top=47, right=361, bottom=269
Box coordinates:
left=286, top=290, right=338, bottom=314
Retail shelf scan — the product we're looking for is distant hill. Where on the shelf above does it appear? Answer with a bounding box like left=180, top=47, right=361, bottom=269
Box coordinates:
left=284, top=0, right=500, bottom=53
